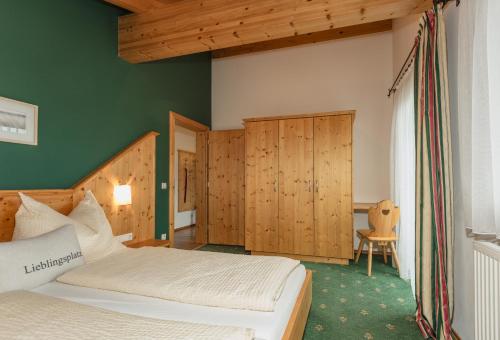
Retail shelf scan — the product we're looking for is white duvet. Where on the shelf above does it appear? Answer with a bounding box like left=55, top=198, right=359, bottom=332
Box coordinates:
left=57, top=247, right=300, bottom=312
left=0, top=290, right=254, bottom=340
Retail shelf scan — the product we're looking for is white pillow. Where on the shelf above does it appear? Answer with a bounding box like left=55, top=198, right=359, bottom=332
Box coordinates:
left=69, top=191, right=125, bottom=262
left=13, top=193, right=98, bottom=258
left=0, top=225, right=85, bottom=293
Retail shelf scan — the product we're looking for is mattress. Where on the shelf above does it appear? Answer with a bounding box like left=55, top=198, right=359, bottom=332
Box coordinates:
left=32, top=264, right=306, bottom=340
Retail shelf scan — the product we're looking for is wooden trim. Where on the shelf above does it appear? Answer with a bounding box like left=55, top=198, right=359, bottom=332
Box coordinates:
left=169, top=111, right=210, bottom=248
left=169, top=112, right=176, bottom=247
left=282, top=270, right=313, bottom=340
left=213, top=20, right=392, bottom=58
left=72, top=131, right=159, bottom=189
left=243, top=110, right=355, bottom=123
left=171, top=111, right=209, bottom=132
left=252, top=251, right=349, bottom=265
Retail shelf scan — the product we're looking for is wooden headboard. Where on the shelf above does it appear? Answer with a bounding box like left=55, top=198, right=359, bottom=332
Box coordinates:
left=0, top=131, right=159, bottom=242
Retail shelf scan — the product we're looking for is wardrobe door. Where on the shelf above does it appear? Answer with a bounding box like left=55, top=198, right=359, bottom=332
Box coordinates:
left=208, top=130, right=245, bottom=245
left=245, top=121, right=279, bottom=252
left=278, top=118, right=315, bottom=255
left=314, top=114, right=353, bottom=259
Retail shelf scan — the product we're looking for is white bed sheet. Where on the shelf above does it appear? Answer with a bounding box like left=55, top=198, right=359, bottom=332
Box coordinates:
left=32, top=264, right=306, bottom=340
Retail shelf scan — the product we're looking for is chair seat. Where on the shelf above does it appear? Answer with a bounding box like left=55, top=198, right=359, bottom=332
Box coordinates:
left=356, top=229, right=398, bottom=241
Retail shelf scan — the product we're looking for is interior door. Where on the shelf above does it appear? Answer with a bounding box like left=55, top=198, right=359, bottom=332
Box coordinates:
left=245, top=120, right=279, bottom=252
left=195, top=131, right=208, bottom=244
left=278, top=118, right=315, bottom=255
left=314, top=114, right=353, bottom=258
left=208, top=130, right=245, bottom=245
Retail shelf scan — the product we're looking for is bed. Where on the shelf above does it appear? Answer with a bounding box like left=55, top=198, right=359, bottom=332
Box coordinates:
left=0, top=189, right=312, bottom=340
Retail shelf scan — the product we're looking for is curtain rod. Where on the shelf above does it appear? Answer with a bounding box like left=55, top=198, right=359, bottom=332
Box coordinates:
left=387, top=42, right=417, bottom=97
left=387, top=0, right=460, bottom=98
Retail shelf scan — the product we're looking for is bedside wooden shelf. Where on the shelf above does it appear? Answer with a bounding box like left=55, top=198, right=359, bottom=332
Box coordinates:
left=123, top=239, right=171, bottom=248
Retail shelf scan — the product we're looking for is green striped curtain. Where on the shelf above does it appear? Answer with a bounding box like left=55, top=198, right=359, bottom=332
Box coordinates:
left=414, top=6, right=455, bottom=340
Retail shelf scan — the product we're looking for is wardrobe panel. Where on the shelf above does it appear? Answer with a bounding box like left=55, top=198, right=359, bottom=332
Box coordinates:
left=208, top=130, right=245, bottom=245
left=314, top=115, right=353, bottom=258
left=245, top=121, right=279, bottom=251
left=278, top=118, right=315, bottom=255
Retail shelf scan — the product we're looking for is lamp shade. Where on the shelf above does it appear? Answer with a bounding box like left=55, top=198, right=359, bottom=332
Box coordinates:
left=114, top=185, right=132, bottom=205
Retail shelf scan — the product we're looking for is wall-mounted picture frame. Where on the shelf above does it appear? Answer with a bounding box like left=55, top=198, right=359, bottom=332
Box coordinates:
left=0, top=96, right=38, bottom=146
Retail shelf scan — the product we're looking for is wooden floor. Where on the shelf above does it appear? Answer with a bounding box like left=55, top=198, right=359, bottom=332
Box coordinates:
left=174, top=225, right=204, bottom=250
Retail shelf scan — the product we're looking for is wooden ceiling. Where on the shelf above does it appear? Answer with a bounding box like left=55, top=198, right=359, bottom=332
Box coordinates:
left=106, top=0, right=432, bottom=63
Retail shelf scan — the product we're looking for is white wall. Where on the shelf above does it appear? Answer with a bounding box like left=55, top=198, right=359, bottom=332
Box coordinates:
left=212, top=32, right=394, bottom=238
left=392, top=7, right=475, bottom=339
left=174, top=125, right=196, bottom=229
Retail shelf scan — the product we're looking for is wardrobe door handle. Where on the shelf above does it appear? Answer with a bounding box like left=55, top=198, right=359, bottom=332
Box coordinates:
left=315, top=180, right=319, bottom=192
left=308, top=180, right=312, bottom=192
left=274, top=177, right=278, bottom=192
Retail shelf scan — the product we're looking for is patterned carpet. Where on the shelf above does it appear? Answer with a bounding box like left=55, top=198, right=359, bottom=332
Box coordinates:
left=199, top=245, right=422, bottom=340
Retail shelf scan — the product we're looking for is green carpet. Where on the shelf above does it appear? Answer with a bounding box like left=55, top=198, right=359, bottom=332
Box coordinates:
left=199, top=245, right=422, bottom=340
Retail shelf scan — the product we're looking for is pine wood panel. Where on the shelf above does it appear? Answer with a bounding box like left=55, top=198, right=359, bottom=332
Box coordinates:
left=245, top=120, right=279, bottom=252
left=314, top=114, right=353, bottom=258
left=73, top=132, right=158, bottom=241
left=212, top=20, right=392, bottom=58
left=278, top=118, right=315, bottom=255
left=195, top=131, right=208, bottom=244
left=208, top=130, right=245, bottom=245
left=0, top=190, right=74, bottom=242
left=118, top=0, right=432, bottom=63
left=0, top=132, right=159, bottom=243
left=177, top=150, right=196, bottom=212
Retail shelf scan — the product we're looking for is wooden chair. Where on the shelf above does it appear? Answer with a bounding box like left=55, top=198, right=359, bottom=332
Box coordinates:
left=355, top=200, right=400, bottom=276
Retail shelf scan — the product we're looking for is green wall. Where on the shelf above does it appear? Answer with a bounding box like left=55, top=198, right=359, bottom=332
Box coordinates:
left=0, top=0, right=211, bottom=238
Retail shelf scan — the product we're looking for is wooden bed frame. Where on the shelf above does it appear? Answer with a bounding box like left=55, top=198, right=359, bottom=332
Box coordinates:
left=0, top=133, right=312, bottom=340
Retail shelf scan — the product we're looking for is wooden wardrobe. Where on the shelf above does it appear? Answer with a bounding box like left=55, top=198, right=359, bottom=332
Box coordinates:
left=244, top=111, right=354, bottom=264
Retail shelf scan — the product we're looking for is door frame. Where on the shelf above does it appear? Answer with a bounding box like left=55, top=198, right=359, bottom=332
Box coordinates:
left=169, top=111, right=209, bottom=247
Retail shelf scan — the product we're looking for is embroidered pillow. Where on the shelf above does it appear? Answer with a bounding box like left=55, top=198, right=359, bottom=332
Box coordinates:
left=0, top=225, right=84, bottom=293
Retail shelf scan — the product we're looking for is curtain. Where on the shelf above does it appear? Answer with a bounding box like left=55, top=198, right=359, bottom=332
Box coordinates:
left=391, top=67, right=416, bottom=295
left=414, top=6, right=454, bottom=340
left=457, top=0, right=500, bottom=238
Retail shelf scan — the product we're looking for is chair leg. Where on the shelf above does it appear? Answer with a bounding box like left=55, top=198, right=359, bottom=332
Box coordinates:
left=382, top=244, right=388, bottom=264
left=390, top=241, right=400, bottom=273
left=367, top=241, right=373, bottom=276
left=355, top=237, right=365, bottom=264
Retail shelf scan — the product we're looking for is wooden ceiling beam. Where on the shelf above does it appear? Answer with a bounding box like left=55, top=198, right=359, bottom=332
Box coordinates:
left=118, top=0, right=433, bottom=63
left=104, top=0, right=171, bottom=13
left=212, top=20, right=393, bottom=58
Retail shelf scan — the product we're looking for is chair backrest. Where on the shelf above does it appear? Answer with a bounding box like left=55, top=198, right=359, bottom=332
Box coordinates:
left=368, top=200, right=400, bottom=237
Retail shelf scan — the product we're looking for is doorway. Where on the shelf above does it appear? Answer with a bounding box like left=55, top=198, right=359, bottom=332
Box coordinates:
left=169, top=111, right=209, bottom=249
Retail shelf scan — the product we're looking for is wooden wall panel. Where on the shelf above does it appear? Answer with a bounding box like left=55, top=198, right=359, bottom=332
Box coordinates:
left=177, top=150, right=196, bottom=212
left=208, top=130, right=245, bottom=245
left=278, top=118, right=314, bottom=255
left=314, top=114, right=353, bottom=258
left=245, top=121, right=279, bottom=252
left=195, top=131, right=208, bottom=244
left=0, top=190, right=74, bottom=242
left=0, top=132, right=159, bottom=243
left=73, top=132, right=158, bottom=242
